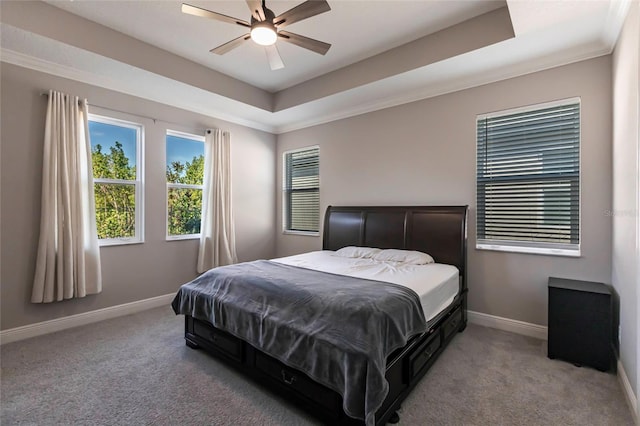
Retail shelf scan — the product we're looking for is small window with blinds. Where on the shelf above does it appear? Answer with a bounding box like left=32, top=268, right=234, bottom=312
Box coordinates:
left=476, top=98, right=580, bottom=256
left=283, top=146, right=320, bottom=234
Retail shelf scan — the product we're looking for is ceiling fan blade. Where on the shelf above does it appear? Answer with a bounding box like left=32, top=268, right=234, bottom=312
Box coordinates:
left=245, top=0, right=266, bottom=21
left=274, top=0, right=331, bottom=29
left=265, top=45, right=284, bottom=70
left=210, top=34, right=251, bottom=55
left=182, top=3, right=250, bottom=28
left=278, top=31, right=331, bottom=55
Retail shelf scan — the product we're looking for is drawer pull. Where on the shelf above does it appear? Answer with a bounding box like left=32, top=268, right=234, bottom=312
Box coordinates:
left=281, top=370, right=296, bottom=385
left=422, top=349, right=433, bottom=359
left=208, top=332, right=218, bottom=342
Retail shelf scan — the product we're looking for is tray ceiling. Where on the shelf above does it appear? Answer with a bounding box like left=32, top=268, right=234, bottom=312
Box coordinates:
left=0, top=1, right=630, bottom=133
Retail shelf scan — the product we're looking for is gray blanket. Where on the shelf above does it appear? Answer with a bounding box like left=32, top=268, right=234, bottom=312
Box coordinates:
left=171, top=260, right=427, bottom=425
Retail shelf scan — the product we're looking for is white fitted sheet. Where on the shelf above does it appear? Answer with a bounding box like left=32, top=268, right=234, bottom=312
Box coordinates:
left=272, top=250, right=459, bottom=322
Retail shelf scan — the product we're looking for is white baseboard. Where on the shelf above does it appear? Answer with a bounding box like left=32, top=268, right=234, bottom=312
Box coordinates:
left=0, top=293, right=175, bottom=345
left=617, top=359, right=639, bottom=425
left=467, top=310, right=548, bottom=340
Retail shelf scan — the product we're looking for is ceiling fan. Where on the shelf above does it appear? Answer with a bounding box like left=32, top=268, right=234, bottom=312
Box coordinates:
left=182, top=0, right=332, bottom=70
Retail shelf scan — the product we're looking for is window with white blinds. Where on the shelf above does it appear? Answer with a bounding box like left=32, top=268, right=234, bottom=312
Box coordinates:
left=283, top=146, right=320, bottom=234
left=476, top=99, right=580, bottom=255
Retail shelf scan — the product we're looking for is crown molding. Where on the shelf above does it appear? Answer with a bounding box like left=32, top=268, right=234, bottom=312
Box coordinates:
left=602, top=0, right=633, bottom=49
left=0, top=38, right=614, bottom=136
left=273, top=46, right=612, bottom=134
left=0, top=48, right=276, bottom=134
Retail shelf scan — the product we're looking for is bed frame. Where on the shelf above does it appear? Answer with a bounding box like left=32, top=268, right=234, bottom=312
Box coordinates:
left=182, top=205, right=468, bottom=425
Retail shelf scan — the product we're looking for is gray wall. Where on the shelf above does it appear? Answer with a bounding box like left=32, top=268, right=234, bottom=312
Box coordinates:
left=276, top=56, right=613, bottom=328
left=612, top=0, right=639, bottom=396
left=0, top=63, right=277, bottom=330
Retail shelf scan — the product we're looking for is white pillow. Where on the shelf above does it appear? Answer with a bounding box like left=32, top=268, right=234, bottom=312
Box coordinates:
left=372, top=249, right=434, bottom=265
left=335, top=246, right=382, bottom=259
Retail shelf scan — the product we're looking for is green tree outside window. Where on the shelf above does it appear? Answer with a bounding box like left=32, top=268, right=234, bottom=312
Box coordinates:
left=166, top=133, right=205, bottom=237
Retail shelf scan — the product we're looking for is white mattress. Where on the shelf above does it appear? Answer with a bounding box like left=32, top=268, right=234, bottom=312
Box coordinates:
left=272, top=250, right=459, bottom=322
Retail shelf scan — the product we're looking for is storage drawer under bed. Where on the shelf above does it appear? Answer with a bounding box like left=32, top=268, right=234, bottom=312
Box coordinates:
left=253, top=351, right=342, bottom=412
left=442, top=306, right=462, bottom=341
left=192, top=319, right=243, bottom=362
left=406, top=331, right=441, bottom=381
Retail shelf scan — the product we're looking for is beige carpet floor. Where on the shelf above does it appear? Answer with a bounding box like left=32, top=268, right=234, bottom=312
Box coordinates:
left=1, top=306, right=634, bottom=425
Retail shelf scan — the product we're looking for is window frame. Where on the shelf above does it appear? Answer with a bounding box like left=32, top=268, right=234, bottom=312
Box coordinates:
left=165, top=129, right=205, bottom=241
left=475, top=98, right=581, bottom=257
left=282, top=145, right=320, bottom=236
left=88, top=113, right=144, bottom=247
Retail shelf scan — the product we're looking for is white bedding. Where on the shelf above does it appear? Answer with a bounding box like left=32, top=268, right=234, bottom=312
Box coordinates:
left=272, top=250, right=459, bottom=322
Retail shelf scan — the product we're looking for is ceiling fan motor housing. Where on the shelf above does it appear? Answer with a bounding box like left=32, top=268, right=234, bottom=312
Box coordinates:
left=250, top=7, right=277, bottom=46
left=251, top=7, right=276, bottom=27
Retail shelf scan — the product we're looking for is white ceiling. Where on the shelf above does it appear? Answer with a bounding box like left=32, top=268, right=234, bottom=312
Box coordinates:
left=0, top=1, right=632, bottom=133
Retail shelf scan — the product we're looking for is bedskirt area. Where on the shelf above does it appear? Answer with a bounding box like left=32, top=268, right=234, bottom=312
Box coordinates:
left=180, top=296, right=464, bottom=425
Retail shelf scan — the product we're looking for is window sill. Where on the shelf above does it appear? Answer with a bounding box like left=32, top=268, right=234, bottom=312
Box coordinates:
left=99, top=239, right=143, bottom=247
left=283, top=230, right=320, bottom=237
left=476, top=243, right=580, bottom=258
left=166, top=234, right=200, bottom=241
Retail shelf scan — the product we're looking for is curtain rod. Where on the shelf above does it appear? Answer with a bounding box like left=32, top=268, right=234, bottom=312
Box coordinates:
left=40, top=92, right=208, bottom=134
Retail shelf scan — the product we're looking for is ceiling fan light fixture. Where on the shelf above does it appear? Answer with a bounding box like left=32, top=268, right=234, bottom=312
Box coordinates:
left=182, top=0, right=332, bottom=69
left=250, top=21, right=277, bottom=46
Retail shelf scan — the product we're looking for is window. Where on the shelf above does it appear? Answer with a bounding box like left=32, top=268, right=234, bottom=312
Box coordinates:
left=476, top=98, right=580, bottom=256
left=283, top=146, right=320, bottom=234
left=166, top=130, right=204, bottom=239
left=89, top=115, right=144, bottom=245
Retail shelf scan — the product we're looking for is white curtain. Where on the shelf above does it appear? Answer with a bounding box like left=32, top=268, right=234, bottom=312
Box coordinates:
left=32, top=90, right=102, bottom=303
left=197, top=129, right=238, bottom=273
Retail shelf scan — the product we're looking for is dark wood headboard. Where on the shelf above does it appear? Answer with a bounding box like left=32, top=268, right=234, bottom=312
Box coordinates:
left=322, top=205, right=468, bottom=283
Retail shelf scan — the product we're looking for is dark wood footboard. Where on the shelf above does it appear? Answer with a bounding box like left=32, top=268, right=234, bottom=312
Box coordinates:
left=184, top=292, right=466, bottom=425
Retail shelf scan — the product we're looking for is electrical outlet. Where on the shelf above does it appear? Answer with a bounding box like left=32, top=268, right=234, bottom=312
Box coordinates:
left=618, top=325, right=622, bottom=344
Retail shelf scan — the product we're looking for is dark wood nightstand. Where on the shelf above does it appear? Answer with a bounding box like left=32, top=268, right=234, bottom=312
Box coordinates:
left=547, top=277, right=613, bottom=372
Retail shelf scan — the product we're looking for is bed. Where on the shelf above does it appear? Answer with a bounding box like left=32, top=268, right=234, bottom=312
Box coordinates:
left=172, top=205, right=468, bottom=425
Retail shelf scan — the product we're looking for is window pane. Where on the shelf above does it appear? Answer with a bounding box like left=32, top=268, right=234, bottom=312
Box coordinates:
left=168, top=187, right=203, bottom=236
left=89, top=121, right=137, bottom=180
left=476, top=101, right=580, bottom=250
left=289, top=189, right=320, bottom=232
left=94, top=183, right=136, bottom=239
left=284, top=147, right=319, bottom=232
left=166, top=135, right=205, bottom=185
left=480, top=179, right=578, bottom=243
